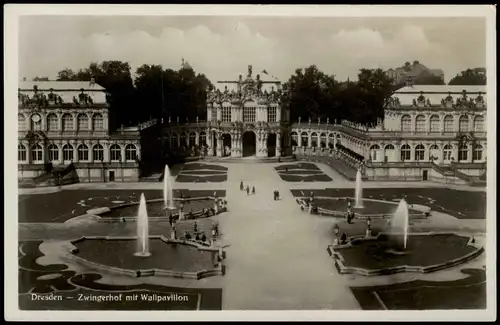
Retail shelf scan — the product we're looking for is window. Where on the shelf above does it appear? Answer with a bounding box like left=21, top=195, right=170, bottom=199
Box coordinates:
left=18, top=144, right=26, bottom=162
left=31, top=114, right=42, bottom=131
left=221, top=106, right=231, bottom=122
left=400, top=144, right=411, bottom=161
left=444, top=115, right=454, bottom=133
left=211, top=107, right=217, bottom=122
left=459, top=115, right=469, bottom=133
left=458, top=144, right=468, bottom=162
left=189, top=133, right=196, bottom=147
left=199, top=132, right=207, bottom=146
left=320, top=133, right=327, bottom=147
left=429, top=115, right=440, bottom=133
left=63, top=144, right=73, bottom=161
left=31, top=144, right=43, bottom=162
left=62, top=113, right=74, bottom=131
left=415, top=144, right=425, bottom=161
left=473, top=144, right=483, bottom=161
left=473, top=116, right=484, bottom=132
left=243, top=106, right=256, bottom=123
left=429, top=145, right=440, bottom=161
left=370, top=144, right=381, bottom=160
left=171, top=135, right=178, bottom=148
left=180, top=133, right=187, bottom=147
left=78, top=144, right=89, bottom=161
left=311, top=133, right=318, bottom=147
left=267, top=107, right=277, bottom=123
left=47, top=114, right=59, bottom=131
left=110, top=144, right=121, bottom=161
left=18, top=114, right=26, bottom=131
left=301, top=132, right=308, bottom=147
left=401, top=115, right=412, bottom=132
left=48, top=144, right=59, bottom=162
left=336, top=134, right=342, bottom=145
left=92, top=113, right=104, bottom=130
left=93, top=144, right=104, bottom=161
left=125, top=144, right=137, bottom=161
left=443, top=145, right=452, bottom=161
left=415, top=115, right=426, bottom=132
left=77, top=114, right=89, bottom=131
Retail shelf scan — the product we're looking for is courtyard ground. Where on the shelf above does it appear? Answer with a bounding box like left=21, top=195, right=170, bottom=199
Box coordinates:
left=17, top=161, right=487, bottom=310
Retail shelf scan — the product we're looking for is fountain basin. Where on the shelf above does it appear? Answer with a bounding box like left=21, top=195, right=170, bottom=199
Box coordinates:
left=327, top=232, right=484, bottom=276
left=297, top=197, right=426, bottom=218
left=63, top=236, right=225, bottom=279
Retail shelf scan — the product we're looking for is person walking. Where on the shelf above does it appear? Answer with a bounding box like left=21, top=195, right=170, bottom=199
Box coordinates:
left=246, top=185, right=250, bottom=196
left=168, top=213, right=173, bottom=227
left=252, top=186, right=256, bottom=195
left=240, top=181, right=244, bottom=191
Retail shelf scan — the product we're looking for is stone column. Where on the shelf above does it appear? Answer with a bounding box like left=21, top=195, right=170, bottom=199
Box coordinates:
left=216, top=134, right=222, bottom=157
left=298, top=134, right=302, bottom=147
left=308, top=133, right=312, bottom=147
left=217, top=107, right=221, bottom=121
left=58, top=145, right=63, bottom=165
left=276, top=132, right=281, bottom=157
left=195, top=132, right=199, bottom=146
left=58, top=115, right=63, bottom=132
left=207, top=131, right=214, bottom=156
left=121, top=146, right=126, bottom=163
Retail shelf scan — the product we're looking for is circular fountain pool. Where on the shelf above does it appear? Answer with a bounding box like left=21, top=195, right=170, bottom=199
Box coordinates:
left=102, top=199, right=217, bottom=219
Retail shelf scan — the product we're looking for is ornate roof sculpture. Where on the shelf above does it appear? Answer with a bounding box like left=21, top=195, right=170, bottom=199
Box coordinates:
left=208, top=64, right=282, bottom=105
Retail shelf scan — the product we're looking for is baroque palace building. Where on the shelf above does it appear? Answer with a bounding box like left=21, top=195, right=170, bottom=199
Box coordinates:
left=17, top=65, right=487, bottom=185
left=17, top=80, right=144, bottom=183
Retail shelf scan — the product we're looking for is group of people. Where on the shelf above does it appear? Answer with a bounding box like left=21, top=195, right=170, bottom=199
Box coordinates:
left=240, top=181, right=255, bottom=196
left=184, top=230, right=207, bottom=242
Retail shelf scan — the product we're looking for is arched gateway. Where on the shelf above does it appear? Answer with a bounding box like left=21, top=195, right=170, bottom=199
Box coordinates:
left=242, top=131, right=256, bottom=157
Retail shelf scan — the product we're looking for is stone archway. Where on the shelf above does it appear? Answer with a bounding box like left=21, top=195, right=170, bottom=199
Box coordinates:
left=242, top=131, right=256, bottom=157
left=222, top=133, right=231, bottom=157
left=267, top=133, right=277, bottom=157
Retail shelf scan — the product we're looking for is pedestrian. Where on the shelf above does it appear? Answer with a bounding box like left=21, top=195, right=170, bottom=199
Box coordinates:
left=193, top=221, right=198, bottom=233
left=240, top=181, right=244, bottom=191
left=168, top=213, right=173, bottom=226
left=246, top=185, right=250, bottom=196
left=276, top=190, right=280, bottom=200
left=195, top=233, right=200, bottom=241
left=185, top=231, right=192, bottom=240
left=201, top=233, right=207, bottom=242
left=252, top=186, right=255, bottom=195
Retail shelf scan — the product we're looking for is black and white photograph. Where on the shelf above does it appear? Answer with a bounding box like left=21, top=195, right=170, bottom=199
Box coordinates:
left=4, top=4, right=496, bottom=322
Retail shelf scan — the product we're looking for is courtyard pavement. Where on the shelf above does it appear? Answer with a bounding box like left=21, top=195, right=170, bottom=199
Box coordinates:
left=17, top=161, right=487, bottom=310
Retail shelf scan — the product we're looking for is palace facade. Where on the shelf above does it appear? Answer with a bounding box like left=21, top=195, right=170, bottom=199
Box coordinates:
left=17, top=81, right=143, bottom=183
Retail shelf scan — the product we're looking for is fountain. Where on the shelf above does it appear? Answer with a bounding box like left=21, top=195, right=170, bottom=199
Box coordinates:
left=163, top=165, right=175, bottom=210
left=354, top=169, right=364, bottom=208
left=134, top=193, right=151, bottom=257
left=388, top=199, right=410, bottom=250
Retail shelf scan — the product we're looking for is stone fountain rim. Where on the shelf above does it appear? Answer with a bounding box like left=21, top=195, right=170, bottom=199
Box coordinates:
left=58, top=235, right=225, bottom=280
left=327, top=231, right=484, bottom=277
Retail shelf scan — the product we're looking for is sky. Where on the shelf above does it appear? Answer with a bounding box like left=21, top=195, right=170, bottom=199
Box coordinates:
left=18, top=15, right=486, bottom=84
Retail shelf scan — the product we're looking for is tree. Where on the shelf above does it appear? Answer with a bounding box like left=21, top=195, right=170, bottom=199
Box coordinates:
left=448, top=68, right=486, bottom=85
left=354, top=68, right=395, bottom=124
left=413, top=70, right=445, bottom=85
left=32, top=76, right=49, bottom=81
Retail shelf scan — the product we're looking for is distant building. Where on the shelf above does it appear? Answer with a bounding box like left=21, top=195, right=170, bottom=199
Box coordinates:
left=387, top=61, right=444, bottom=85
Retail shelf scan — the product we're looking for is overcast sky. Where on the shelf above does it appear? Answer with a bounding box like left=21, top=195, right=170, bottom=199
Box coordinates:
left=19, top=16, right=486, bottom=83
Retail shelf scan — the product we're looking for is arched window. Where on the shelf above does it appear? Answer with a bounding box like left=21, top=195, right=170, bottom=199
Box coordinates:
left=93, top=144, right=104, bottom=161
left=458, top=144, right=468, bottom=162
left=400, top=144, right=411, bottom=161
left=370, top=144, right=381, bottom=161
left=189, top=132, right=196, bottom=147
left=18, top=114, right=26, bottom=131
left=171, top=134, right=178, bottom=148
left=31, top=114, right=42, bottom=131
left=415, top=144, right=425, bottom=161
left=199, top=132, right=207, bottom=146
left=473, top=144, right=483, bottom=161
left=401, top=115, right=412, bottom=132
left=429, top=144, right=440, bottom=161
left=320, top=133, right=327, bottom=147
left=301, top=132, right=308, bottom=147
left=384, top=144, right=395, bottom=162
left=77, top=113, right=89, bottom=131
left=125, top=144, right=137, bottom=161
left=92, top=113, right=104, bottom=130
left=459, top=115, right=469, bottom=133
left=180, top=133, right=187, bottom=147
left=62, top=113, right=74, bottom=131
left=311, top=132, right=318, bottom=147
left=444, top=115, right=454, bottom=133
left=47, top=113, right=59, bottom=131
left=31, top=144, right=43, bottom=162
left=415, top=115, right=426, bottom=132
left=18, top=144, right=27, bottom=162
left=290, top=132, right=298, bottom=146
left=48, top=144, right=59, bottom=162
left=443, top=144, right=453, bottom=162
left=429, top=115, right=440, bottom=133
left=473, top=116, right=484, bottom=132
left=78, top=144, right=89, bottom=161
left=62, top=144, right=73, bottom=161
left=110, top=144, right=121, bottom=161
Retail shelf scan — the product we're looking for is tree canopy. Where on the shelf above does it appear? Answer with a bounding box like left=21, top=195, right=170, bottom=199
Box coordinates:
left=448, top=68, right=486, bottom=85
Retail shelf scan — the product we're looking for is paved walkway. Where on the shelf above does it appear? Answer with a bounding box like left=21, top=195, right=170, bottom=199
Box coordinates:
left=17, top=161, right=487, bottom=310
